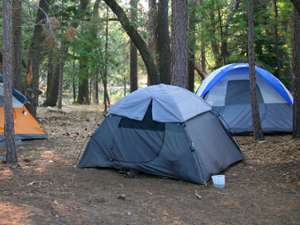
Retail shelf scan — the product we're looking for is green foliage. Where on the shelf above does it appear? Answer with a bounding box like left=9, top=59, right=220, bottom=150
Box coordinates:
left=194, top=0, right=294, bottom=87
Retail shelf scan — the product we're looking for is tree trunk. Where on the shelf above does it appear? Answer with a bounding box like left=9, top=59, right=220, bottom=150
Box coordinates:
left=2, top=0, right=17, bottom=164
left=73, top=0, right=90, bottom=104
left=200, top=38, right=206, bottom=74
left=77, top=57, right=90, bottom=104
left=94, top=72, right=99, bottom=104
left=12, top=0, right=22, bottom=90
left=209, top=10, right=222, bottom=68
left=44, top=63, right=59, bottom=106
left=292, top=0, right=300, bottom=14
left=157, top=0, right=171, bottom=84
left=194, top=64, right=207, bottom=80
left=188, top=0, right=197, bottom=91
left=293, top=8, right=300, bottom=138
left=92, top=0, right=101, bottom=104
left=26, top=0, right=50, bottom=117
left=72, top=58, right=77, bottom=103
left=130, top=0, right=138, bottom=92
left=123, top=73, right=127, bottom=96
left=103, top=6, right=110, bottom=112
left=57, top=45, right=66, bottom=109
left=171, top=0, right=188, bottom=88
left=221, top=0, right=241, bottom=65
left=104, top=0, right=159, bottom=84
left=273, top=0, right=280, bottom=76
left=217, top=5, right=226, bottom=65
left=147, top=0, right=157, bottom=84
left=45, top=49, right=54, bottom=101
left=247, top=0, right=264, bottom=141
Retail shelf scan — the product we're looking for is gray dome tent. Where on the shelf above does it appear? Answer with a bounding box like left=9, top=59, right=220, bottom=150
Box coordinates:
left=79, top=84, right=243, bottom=184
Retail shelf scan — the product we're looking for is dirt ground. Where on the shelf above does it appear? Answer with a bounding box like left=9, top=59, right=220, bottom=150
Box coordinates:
left=0, top=105, right=299, bottom=225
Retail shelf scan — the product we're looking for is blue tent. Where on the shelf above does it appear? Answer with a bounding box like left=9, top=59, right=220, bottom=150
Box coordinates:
left=79, top=84, right=243, bottom=184
left=0, top=74, right=27, bottom=104
left=197, top=63, right=293, bottom=134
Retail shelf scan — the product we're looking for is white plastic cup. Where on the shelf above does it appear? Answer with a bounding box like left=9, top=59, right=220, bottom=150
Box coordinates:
left=212, top=175, right=225, bottom=188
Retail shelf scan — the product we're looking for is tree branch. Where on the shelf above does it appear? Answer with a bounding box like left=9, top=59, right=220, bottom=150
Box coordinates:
left=103, top=0, right=159, bottom=84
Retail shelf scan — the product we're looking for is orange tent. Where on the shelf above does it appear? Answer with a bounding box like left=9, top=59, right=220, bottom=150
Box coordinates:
left=0, top=82, right=47, bottom=142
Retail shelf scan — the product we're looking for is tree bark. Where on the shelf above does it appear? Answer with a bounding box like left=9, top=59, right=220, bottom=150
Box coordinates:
left=44, top=62, right=59, bottom=106
left=200, top=38, right=206, bottom=74
left=104, top=0, right=159, bottom=84
left=2, top=0, right=17, bottom=164
left=194, top=64, right=207, bottom=80
left=26, top=0, right=50, bottom=117
left=221, top=0, right=241, bottom=65
left=57, top=44, right=66, bottom=109
left=292, top=0, right=300, bottom=14
left=273, top=0, right=280, bottom=76
left=45, top=49, right=54, bottom=101
left=92, top=0, right=101, bottom=104
left=247, top=0, right=264, bottom=140
left=293, top=8, right=300, bottom=138
left=12, top=0, right=22, bottom=90
left=188, top=0, right=197, bottom=91
left=77, top=1, right=91, bottom=104
left=157, top=0, right=171, bottom=84
left=147, top=0, right=157, bottom=84
left=209, top=9, right=222, bottom=68
left=77, top=59, right=90, bottom=104
left=130, top=0, right=138, bottom=92
left=103, top=6, right=110, bottom=112
left=72, top=58, right=77, bottom=103
left=171, top=0, right=188, bottom=88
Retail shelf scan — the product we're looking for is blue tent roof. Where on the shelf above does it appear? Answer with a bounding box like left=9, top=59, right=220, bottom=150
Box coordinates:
left=0, top=74, right=27, bottom=103
left=109, top=84, right=212, bottom=123
left=196, top=63, right=293, bottom=105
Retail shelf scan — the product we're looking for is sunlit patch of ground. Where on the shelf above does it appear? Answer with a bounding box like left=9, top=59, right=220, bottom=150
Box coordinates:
left=0, top=202, right=32, bottom=225
left=0, top=167, right=13, bottom=181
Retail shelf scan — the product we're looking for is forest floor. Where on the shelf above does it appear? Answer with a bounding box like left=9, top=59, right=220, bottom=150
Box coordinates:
left=0, top=105, right=299, bottom=225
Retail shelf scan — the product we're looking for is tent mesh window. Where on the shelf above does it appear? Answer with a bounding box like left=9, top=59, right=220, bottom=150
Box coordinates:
left=115, top=105, right=165, bottom=163
left=119, top=104, right=165, bottom=131
left=225, top=80, right=263, bottom=105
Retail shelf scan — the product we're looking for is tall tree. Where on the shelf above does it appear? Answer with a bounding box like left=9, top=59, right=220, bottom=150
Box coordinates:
left=130, top=0, right=138, bottom=92
left=247, top=0, right=264, bottom=140
left=157, top=0, right=171, bottom=84
left=44, top=48, right=59, bottom=107
left=209, top=7, right=222, bottom=68
left=171, top=0, right=188, bottom=88
left=91, top=0, right=101, bottom=104
left=272, top=0, right=280, bottom=76
left=77, top=0, right=91, bottom=104
left=2, top=0, right=17, bottom=164
left=104, top=0, right=159, bottom=84
left=188, top=0, right=197, bottom=91
left=293, top=8, right=300, bottom=138
left=26, top=0, right=50, bottom=117
left=102, top=5, right=110, bottom=113
left=147, top=0, right=157, bottom=84
left=57, top=0, right=66, bottom=110
left=220, top=0, right=241, bottom=65
left=12, top=0, right=22, bottom=90
left=291, top=0, right=300, bottom=14
left=26, top=0, right=49, bottom=116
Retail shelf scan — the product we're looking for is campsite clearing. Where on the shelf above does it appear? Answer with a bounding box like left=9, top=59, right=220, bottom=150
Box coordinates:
left=0, top=105, right=299, bottom=225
